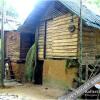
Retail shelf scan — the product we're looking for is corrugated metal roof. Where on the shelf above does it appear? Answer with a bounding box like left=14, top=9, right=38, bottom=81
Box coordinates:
left=18, top=0, right=100, bottom=32
left=59, top=0, right=100, bottom=29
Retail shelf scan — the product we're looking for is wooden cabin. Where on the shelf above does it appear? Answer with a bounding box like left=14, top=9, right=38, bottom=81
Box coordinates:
left=18, top=0, right=100, bottom=88
left=36, top=5, right=100, bottom=65
left=19, top=1, right=100, bottom=64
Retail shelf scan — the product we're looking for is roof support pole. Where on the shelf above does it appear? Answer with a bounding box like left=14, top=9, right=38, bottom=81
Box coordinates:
left=0, top=0, right=5, bottom=87
left=44, top=21, right=47, bottom=59
left=79, top=0, right=83, bottom=84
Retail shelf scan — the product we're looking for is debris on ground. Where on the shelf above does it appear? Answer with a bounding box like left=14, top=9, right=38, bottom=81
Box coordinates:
left=0, top=93, right=31, bottom=100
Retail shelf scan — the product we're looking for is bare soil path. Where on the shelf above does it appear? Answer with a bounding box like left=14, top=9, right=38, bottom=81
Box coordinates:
left=0, top=84, right=65, bottom=100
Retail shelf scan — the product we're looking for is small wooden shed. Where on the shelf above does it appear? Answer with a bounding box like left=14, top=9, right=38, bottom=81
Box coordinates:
left=4, top=31, right=34, bottom=80
left=19, top=0, right=100, bottom=88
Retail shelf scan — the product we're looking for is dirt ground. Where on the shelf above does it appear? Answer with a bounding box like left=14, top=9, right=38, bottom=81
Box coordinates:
left=0, top=84, right=65, bottom=100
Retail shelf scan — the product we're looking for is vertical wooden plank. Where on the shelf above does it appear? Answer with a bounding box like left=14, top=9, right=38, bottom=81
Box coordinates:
left=46, top=19, right=53, bottom=58
left=44, top=21, right=47, bottom=59
left=38, top=21, right=45, bottom=59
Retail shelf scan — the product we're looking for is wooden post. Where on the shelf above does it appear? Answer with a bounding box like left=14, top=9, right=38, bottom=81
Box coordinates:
left=44, top=21, right=47, bottom=59
left=79, top=0, right=83, bottom=84
left=0, top=0, right=5, bottom=87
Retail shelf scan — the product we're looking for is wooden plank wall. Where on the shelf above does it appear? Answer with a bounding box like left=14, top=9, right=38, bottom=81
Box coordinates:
left=95, top=30, right=100, bottom=56
left=79, top=28, right=96, bottom=64
left=5, top=32, right=35, bottom=61
left=6, top=31, right=20, bottom=61
left=46, top=20, right=53, bottom=58
left=38, top=22, right=45, bottom=59
left=50, top=14, right=78, bottom=58
left=38, top=14, right=79, bottom=59
left=79, top=28, right=100, bottom=64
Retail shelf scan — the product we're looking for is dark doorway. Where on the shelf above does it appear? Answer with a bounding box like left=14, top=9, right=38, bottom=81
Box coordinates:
left=20, top=32, right=35, bottom=60
left=34, top=60, right=44, bottom=85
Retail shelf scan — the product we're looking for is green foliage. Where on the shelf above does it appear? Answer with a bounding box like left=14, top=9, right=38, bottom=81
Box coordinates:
left=93, top=0, right=100, bottom=7
left=0, top=0, right=19, bottom=18
left=25, top=43, right=36, bottom=82
left=86, top=0, right=100, bottom=7
left=6, top=7, right=18, bottom=18
left=65, top=59, right=79, bottom=69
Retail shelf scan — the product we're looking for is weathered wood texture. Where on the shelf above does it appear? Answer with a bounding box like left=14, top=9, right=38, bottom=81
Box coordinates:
left=38, top=22, right=45, bottom=59
left=38, top=14, right=79, bottom=59
left=5, top=32, right=34, bottom=61
left=95, top=30, right=100, bottom=56
left=78, top=28, right=97, bottom=64
left=11, top=62, right=24, bottom=81
left=5, top=31, right=20, bottom=61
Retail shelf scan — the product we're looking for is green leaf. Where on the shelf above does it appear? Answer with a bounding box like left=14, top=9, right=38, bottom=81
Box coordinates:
left=65, top=59, right=79, bottom=69
left=25, top=43, right=36, bottom=82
